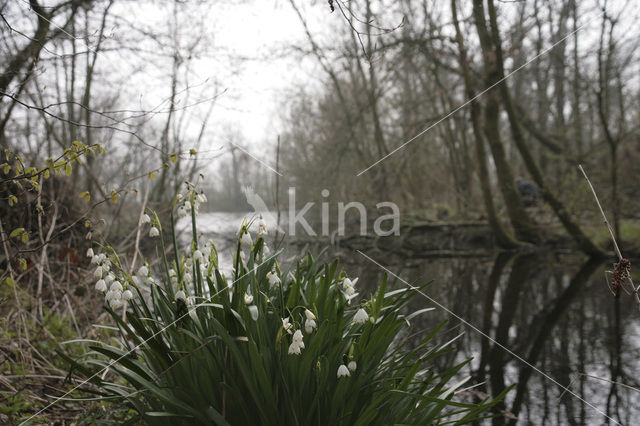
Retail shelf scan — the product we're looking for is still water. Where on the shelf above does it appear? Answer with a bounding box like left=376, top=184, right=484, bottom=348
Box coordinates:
left=190, top=211, right=640, bottom=425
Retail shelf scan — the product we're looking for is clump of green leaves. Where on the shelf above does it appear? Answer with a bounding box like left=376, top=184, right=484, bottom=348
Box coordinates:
left=61, top=190, right=507, bottom=425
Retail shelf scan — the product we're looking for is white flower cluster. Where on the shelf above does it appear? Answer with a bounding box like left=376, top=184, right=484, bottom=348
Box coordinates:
left=284, top=308, right=317, bottom=356
left=337, top=361, right=357, bottom=378
left=140, top=213, right=160, bottom=238
left=288, top=329, right=305, bottom=355
left=88, top=248, right=134, bottom=309
left=341, top=277, right=359, bottom=304
left=176, top=188, right=207, bottom=219
left=169, top=241, right=215, bottom=303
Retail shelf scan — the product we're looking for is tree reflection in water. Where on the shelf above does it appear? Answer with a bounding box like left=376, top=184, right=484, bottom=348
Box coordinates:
left=344, top=251, right=640, bottom=425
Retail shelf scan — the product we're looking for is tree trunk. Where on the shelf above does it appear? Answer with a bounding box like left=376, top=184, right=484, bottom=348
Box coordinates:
left=485, top=0, right=605, bottom=256
left=452, top=0, right=520, bottom=248
left=473, top=0, right=539, bottom=244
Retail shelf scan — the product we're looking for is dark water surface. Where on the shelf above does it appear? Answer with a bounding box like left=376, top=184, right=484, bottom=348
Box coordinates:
left=334, top=249, right=640, bottom=425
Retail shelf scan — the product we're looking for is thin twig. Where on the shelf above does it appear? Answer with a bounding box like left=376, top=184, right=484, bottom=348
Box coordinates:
left=579, top=164, right=639, bottom=306
left=578, top=165, right=622, bottom=259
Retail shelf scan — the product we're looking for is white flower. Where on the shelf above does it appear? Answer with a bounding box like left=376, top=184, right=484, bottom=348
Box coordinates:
left=90, top=255, right=100, bottom=264
left=353, top=308, right=368, bottom=324
left=293, top=329, right=304, bottom=343
left=248, top=305, right=259, bottom=321
left=95, top=280, right=107, bottom=292
left=183, top=272, right=193, bottom=283
left=305, top=318, right=317, bottom=334
left=106, top=290, right=121, bottom=302
left=244, top=293, right=254, bottom=305
left=337, top=364, right=350, bottom=378
left=86, top=248, right=94, bottom=258
left=267, top=272, right=280, bottom=286
left=288, top=341, right=302, bottom=355
left=137, top=265, right=148, bottom=277
left=141, top=213, right=151, bottom=224
left=109, top=298, right=123, bottom=309
left=104, top=274, right=114, bottom=284
left=257, top=218, right=267, bottom=235
left=193, top=250, right=203, bottom=262
left=304, top=309, right=316, bottom=321
left=149, top=226, right=160, bottom=237
left=197, top=193, right=207, bottom=203
left=110, top=281, right=123, bottom=292
left=177, top=207, right=187, bottom=218
left=169, top=268, right=176, bottom=277
left=344, top=285, right=356, bottom=296
left=263, top=244, right=271, bottom=255
left=240, top=232, right=252, bottom=246
left=131, top=276, right=141, bottom=286
left=122, top=290, right=134, bottom=300
left=239, top=251, right=247, bottom=262
left=175, top=290, right=186, bottom=302
left=282, top=317, right=292, bottom=334
left=93, top=266, right=103, bottom=279
left=348, top=361, right=357, bottom=372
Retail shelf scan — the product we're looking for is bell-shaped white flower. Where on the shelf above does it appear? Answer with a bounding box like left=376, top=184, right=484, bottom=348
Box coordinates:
left=141, top=213, right=151, bottom=224
left=267, top=272, right=280, bottom=286
left=93, top=266, right=103, bottom=279
left=104, top=274, right=114, bottom=284
left=169, top=268, right=176, bottom=277
left=109, top=298, right=123, bottom=309
left=288, top=341, right=302, bottom=355
left=86, top=248, right=94, bottom=258
left=337, top=364, right=350, bottom=378
left=122, top=289, right=134, bottom=300
left=257, top=218, right=267, bottom=235
left=282, top=317, right=292, bottom=334
left=353, top=308, right=368, bottom=324
left=175, top=290, right=186, bottom=302
left=240, top=231, right=252, bottom=246
left=348, top=361, right=357, bottom=372
left=131, top=276, right=141, bottom=286
left=110, top=281, right=123, bottom=292
left=197, top=193, right=207, bottom=203
left=90, top=255, right=100, bottom=264
left=304, top=309, right=316, bottom=321
left=137, top=265, right=148, bottom=277
left=183, top=272, right=193, bottom=283
left=248, top=305, right=259, bottom=321
left=95, top=279, right=107, bottom=292
left=244, top=293, right=254, bottom=305
left=193, top=250, right=203, bottom=262
left=305, top=318, right=317, bottom=334
left=149, top=226, right=160, bottom=237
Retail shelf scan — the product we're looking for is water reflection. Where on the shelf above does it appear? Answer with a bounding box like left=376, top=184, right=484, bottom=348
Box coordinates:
left=337, top=250, right=640, bottom=425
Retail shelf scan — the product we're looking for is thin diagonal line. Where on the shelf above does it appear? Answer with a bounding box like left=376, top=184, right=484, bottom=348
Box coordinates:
left=228, top=141, right=283, bottom=176
left=18, top=0, right=98, bottom=54
left=356, top=11, right=599, bottom=176
left=21, top=251, right=279, bottom=425
left=356, top=250, right=621, bottom=425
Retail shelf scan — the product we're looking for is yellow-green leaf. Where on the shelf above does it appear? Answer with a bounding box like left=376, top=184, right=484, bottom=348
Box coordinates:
left=8, top=195, right=17, bottom=206
left=189, top=149, right=197, bottom=156
left=170, top=154, right=177, bottom=163
left=79, top=191, right=91, bottom=202
left=5, top=276, right=15, bottom=286
left=10, top=228, right=24, bottom=238
left=0, top=163, right=10, bottom=174
left=110, top=190, right=119, bottom=203
left=18, top=258, right=27, bottom=271
left=148, top=171, right=156, bottom=179
left=65, top=163, right=72, bottom=176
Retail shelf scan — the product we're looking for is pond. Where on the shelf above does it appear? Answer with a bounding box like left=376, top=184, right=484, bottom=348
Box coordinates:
left=190, top=211, right=640, bottom=426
